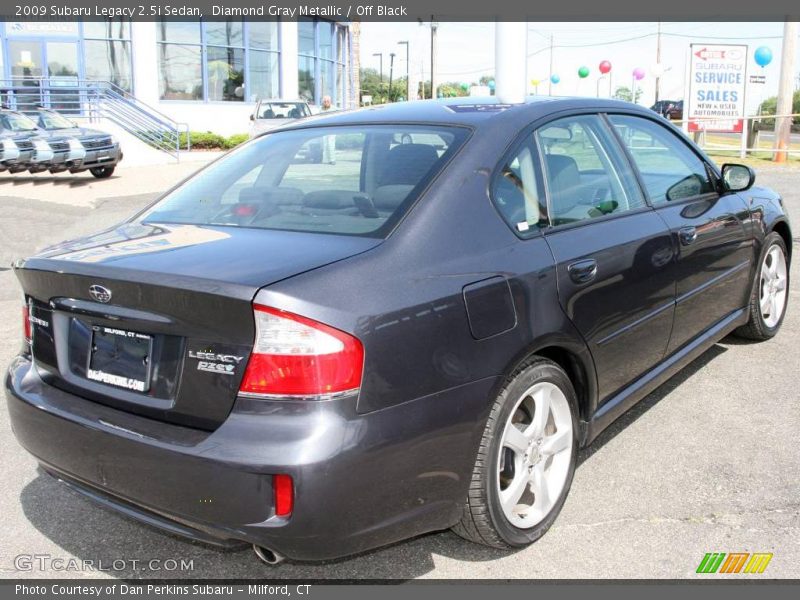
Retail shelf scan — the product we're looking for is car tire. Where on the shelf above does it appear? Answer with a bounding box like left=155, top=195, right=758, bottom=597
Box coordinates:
left=735, top=231, right=790, bottom=341
left=452, top=356, right=579, bottom=549
left=90, top=166, right=115, bottom=179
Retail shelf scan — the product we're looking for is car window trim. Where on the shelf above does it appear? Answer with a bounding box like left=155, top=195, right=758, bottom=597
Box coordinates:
left=602, top=112, right=721, bottom=208
left=487, top=136, right=547, bottom=240
left=534, top=113, right=650, bottom=231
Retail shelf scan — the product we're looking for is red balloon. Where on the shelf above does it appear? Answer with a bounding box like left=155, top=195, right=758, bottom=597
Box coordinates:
left=599, top=60, right=612, bottom=74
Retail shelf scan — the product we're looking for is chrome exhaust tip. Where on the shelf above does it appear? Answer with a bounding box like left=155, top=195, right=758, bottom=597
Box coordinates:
left=253, top=544, right=285, bottom=565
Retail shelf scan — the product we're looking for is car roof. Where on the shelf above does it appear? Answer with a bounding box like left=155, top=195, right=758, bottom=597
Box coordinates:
left=279, top=96, right=662, bottom=131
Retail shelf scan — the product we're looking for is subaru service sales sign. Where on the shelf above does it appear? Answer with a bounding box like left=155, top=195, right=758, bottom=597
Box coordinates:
left=688, top=44, right=748, bottom=133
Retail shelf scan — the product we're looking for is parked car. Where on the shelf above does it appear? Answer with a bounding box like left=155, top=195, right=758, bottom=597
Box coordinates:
left=0, top=110, right=75, bottom=174
left=248, top=99, right=312, bottom=138
left=6, top=98, right=791, bottom=564
left=32, top=108, right=122, bottom=178
left=650, top=99, right=683, bottom=121
left=0, top=133, right=23, bottom=171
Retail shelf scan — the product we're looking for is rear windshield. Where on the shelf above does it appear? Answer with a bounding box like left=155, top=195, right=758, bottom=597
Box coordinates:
left=257, top=102, right=310, bottom=119
left=140, top=125, right=468, bottom=237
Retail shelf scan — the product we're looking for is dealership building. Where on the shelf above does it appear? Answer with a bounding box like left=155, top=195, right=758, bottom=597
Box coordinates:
left=0, top=19, right=356, bottom=135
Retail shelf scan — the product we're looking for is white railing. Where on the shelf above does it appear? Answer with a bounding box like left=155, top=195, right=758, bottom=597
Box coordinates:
left=673, top=113, right=800, bottom=159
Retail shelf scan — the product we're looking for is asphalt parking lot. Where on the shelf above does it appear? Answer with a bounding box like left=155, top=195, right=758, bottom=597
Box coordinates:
left=0, top=164, right=798, bottom=580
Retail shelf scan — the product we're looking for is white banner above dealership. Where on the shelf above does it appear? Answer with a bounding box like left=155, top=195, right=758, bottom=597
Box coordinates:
left=687, top=43, right=748, bottom=133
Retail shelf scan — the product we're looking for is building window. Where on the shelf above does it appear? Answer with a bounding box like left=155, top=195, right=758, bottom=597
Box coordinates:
left=158, top=44, right=202, bottom=100
left=156, top=19, right=279, bottom=103
left=297, top=19, right=348, bottom=107
left=83, top=19, right=133, bottom=92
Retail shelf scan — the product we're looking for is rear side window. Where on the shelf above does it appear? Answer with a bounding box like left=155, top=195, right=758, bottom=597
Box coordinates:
left=535, top=115, right=645, bottom=226
left=141, top=125, right=468, bottom=237
left=609, top=115, right=715, bottom=204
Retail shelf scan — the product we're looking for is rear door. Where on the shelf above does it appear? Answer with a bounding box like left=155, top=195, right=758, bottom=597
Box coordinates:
left=608, top=114, right=752, bottom=354
left=537, top=114, right=676, bottom=401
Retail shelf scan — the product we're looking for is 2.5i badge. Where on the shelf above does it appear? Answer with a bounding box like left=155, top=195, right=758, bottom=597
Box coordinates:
left=188, top=350, right=244, bottom=376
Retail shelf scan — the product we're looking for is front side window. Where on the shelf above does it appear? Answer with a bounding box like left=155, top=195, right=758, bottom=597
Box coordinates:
left=140, top=125, right=468, bottom=238
left=609, top=115, right=715, bottom=204
left=535, top=115, right=645, bottom=226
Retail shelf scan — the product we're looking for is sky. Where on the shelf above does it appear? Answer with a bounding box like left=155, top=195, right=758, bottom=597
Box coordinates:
left=358, top=22, right=797, bottom=112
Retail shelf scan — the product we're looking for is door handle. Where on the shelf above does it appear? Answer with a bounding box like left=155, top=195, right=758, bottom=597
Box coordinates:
left=678, top=226, right=698, bottom=246
left=568, top=259, right=598, bottom=284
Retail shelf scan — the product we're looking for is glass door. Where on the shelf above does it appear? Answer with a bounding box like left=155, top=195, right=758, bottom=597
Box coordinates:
left=8, top=40, right=44, bottom=110
left=46, top=41, right=80, bottom=113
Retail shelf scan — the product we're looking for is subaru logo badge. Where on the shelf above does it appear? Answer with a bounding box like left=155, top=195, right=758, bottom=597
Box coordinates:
left=89, top=285, right=112, bottom=304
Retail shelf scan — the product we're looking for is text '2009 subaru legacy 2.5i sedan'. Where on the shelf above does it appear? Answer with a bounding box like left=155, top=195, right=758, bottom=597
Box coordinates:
left=5, top=98, right=791, bottom=564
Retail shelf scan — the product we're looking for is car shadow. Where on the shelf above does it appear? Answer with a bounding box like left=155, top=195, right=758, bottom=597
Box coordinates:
left=18, top=343, right=731, bottom=580
left=6, top=175, right=108, bottom=187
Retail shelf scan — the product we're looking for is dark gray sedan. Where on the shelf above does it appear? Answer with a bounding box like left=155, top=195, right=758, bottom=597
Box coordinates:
left=5, top=97, right=791, bottom=564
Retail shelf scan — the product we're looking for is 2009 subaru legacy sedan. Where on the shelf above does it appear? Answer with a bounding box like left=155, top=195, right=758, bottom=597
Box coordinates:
left=5, top=97, right=791, bottom=564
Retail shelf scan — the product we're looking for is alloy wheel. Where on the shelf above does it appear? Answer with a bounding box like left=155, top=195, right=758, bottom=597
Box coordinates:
left=496, top=381, right=573, bottom=529
left=760, top=244, right=788, bottom=328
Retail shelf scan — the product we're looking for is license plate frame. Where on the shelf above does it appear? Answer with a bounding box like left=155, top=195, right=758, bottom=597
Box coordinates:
left=87, top=326, right=152, bottom=393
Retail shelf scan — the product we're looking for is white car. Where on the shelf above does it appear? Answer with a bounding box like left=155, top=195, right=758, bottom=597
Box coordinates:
left=248, top=100, right=312, bottom=138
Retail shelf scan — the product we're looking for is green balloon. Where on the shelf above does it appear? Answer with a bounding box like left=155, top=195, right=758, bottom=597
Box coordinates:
left=578, top=66, right=590, bottom=79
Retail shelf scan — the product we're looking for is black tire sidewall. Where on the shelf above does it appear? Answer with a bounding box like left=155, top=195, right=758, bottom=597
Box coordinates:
left=485, top=361, right=579, bottom=547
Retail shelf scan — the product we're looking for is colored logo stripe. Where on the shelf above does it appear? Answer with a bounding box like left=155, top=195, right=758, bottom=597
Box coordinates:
left=744, top=553, right=773, bottom=574
left=697, top=552, right=773, bottom=574
left=719, top=553, right=749, bottom=573
left=697, top=553, right=726, bottom=573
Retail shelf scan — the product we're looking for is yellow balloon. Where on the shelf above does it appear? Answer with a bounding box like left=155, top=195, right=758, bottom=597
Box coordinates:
left=531, top=79, right=540, bottom=86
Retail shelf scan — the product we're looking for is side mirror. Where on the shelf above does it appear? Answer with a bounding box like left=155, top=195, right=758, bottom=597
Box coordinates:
left=249, top=114, right=254, bottom=121
left=721, top=163, right=755, bottom=192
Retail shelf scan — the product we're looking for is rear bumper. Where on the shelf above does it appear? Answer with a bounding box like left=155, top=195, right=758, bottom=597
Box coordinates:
left=5, top=356, right=494, bottom=561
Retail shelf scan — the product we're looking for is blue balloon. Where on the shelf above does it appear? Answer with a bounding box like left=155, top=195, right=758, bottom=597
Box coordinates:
left=754, top=46, right=773, bottom=68
left=550, top=74, right=560, bottom=84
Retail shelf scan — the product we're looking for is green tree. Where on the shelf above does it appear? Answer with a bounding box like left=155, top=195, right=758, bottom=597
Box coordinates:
left=758, top=90, right=800, bottom=127
left=359, top=67, right=407, bottom=104
left=613, top=86, right=643, bottom=103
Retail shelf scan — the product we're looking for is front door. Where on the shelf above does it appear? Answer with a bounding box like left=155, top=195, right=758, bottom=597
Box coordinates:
left=537, top=114, right=676, bottom=401
left=7, top=40, right=44, bottom=109
left=608, top=114, right=753, bottom=354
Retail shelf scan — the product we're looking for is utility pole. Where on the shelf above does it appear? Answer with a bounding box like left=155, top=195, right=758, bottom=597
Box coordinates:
left=388, top=52, right=396, bottom=102
left=398, top=40, right=410, bottom=101
left=373, top=52, right=383, bottom=83
left=774, top=20, right=797, bottom=163
left=655, top=21, right=662, bottom=104
left=431, top=18, right=439, bottom=99
left=548, top=34, right=554, bottom=95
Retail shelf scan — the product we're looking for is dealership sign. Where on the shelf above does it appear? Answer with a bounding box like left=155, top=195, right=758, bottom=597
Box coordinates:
left=687, top=44, right=748, bottom=133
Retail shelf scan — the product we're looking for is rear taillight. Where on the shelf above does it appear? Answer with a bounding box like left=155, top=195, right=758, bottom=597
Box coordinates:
left=239, top=305, right=364, bottom=398
left=22, top=305, right=31, bottom=344
left=273, top=474, right=293, bottom=517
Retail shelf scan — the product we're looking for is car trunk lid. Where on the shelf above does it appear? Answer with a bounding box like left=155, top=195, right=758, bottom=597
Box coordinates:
left=16, top=222, right=380, bottom=430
